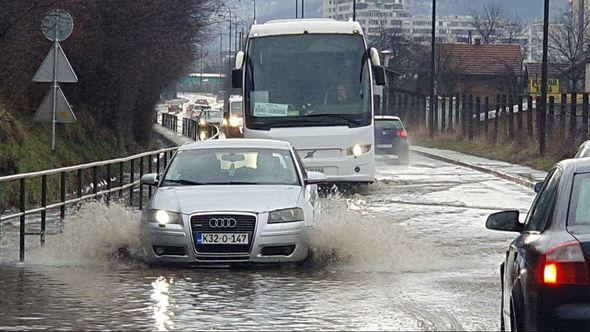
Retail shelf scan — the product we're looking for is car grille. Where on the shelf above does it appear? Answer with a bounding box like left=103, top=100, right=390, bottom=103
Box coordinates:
left=190, top=214, right=256, bottom=254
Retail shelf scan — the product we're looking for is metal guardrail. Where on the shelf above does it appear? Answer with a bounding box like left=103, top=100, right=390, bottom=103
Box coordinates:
left=0, top=147, right=178, bottom=261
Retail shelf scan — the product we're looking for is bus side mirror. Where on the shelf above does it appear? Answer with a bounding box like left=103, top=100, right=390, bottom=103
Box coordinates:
left=373, top=65, right=386, bottom=86
left=232, top=69, right=242, bottom=88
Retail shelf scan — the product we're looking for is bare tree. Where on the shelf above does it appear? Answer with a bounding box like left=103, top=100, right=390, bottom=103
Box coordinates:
left=469, top=4, right=526, bottom=45
left=548, top=8, right=590, bottom=90
left=469, top=4, right=504, bottom=44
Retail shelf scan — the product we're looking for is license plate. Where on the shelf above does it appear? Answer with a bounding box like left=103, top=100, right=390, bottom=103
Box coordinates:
left=307, top=167, right=324, bottom=173
left=196, top=233, right=249, bottom=245
left=377, top=144, right=393, bottom=148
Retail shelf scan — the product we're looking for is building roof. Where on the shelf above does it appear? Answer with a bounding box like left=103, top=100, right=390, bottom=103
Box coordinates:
left=250, top=19, right=364, bottom=38
left=437, top=43, right=524, bottom=76
left=525, top=62, right=568, bottom=78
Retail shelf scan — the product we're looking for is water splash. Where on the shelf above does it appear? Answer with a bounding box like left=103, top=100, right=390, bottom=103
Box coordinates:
left=309, top=192, right=442, bottom=273
left=28, top=201, right=143, bottom=266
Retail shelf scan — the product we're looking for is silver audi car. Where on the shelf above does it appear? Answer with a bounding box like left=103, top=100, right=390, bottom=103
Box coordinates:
left=139, top=139, right=325, bottom=264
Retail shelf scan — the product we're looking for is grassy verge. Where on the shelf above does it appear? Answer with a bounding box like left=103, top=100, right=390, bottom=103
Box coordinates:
left=0, top=105, right=163, bottom=208
left=410, top=124, right=578, bottom=172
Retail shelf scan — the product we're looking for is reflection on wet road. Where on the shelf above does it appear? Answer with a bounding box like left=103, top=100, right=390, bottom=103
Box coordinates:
left=0, top=153, right=535, bottom=330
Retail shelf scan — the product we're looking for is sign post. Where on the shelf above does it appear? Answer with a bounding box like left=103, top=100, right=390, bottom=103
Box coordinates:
left=33, top=9, right=77, bottom=151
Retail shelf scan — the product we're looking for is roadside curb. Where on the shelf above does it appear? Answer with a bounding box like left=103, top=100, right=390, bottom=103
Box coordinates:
left=410, top=147, right=536, bottom=189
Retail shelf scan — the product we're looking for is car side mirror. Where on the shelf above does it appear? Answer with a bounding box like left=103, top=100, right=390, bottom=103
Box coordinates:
left=232, top=69, right=242, bottom=88
left=140, top=173, right=159, bottom=186
left=534, top=181, right=544, bottom=193
left=373, top=65, right=386, bottom=86
left=305, top=171, right=327, bottom=185
left=486, top=210, right=522, bottom=232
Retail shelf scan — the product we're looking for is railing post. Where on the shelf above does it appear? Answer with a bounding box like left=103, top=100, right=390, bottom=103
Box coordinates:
left=548, top=95, right=555, bottom=135
left=77, top=169, right=83, bottom=207
left=508, top=95, right=514, bottom=138
left=92, top=165, right=98, bottom=196
left=441, top=97, right=447, bottom=131
left=148, top=154, right=153, bottom=197
left=119, top=161, right=124, bottom=200
left=139, top=156, right=144, bottom=209
left=528, top=95, right=534, bottom=136
left=60, top=172, right=66, bottom=220
left=517, top=95, right=524, bottom=135
left=106, top=163, right=112, bottom=204
left=19, top=178, right=25, bottom=262
left=468, top=95, right=474, bottom=141
left=461, top=94, right=467, bottom=138
left=494, top=95, right=500, bottom=141
left=475, top=96, right=481, bottom=137
left=130, top=159, right=135, bottom=207
left=560, top=94, right=567, bottom=137
left=583, top=93, right=589, bottom=139
left=484, top=97, right=490, bottom=138
left=570, top=92, right=577, bottom=140
left=41, top=175, right=47, bottom=245
left=499, top=95, right=510, bottom=136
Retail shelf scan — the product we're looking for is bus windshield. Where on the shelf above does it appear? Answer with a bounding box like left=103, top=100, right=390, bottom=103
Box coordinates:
left=245, top=34, right=372, bottom=129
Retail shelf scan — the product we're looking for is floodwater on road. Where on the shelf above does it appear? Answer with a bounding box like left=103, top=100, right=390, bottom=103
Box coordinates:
left=0, top=154, right=536, bottom=330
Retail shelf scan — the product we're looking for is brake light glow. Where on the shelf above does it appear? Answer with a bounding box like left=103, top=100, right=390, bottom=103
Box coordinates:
left=397, top=130, right=408, bottom=138
left=543, top=263, right=557, bottom=284
left=541, top=241, right=589, bottom=286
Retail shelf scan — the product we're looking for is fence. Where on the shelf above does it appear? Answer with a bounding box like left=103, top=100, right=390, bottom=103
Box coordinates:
left=159, top=112, right=219, bottom=141
left=388, top=92, right=590, bottom=151
left=0, top=147, right=178, bottom=261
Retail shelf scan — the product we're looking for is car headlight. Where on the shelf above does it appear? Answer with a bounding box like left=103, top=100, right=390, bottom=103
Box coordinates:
left=199, top=118, right=207, bottom=126
left=268, top=208, right=304, bottom=223
left=346, top=144, right=372, bottom=157
left=147, top=209, right=182, bottom=225
left=222, top=118, right=228, bottom=127
left=229, top=115, right=241, bottom=127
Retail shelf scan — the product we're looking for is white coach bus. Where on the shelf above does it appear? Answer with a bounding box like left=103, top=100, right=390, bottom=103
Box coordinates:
left=232, top=19, right=386, bottom=183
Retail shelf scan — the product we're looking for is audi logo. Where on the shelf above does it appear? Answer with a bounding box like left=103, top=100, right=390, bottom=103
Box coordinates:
left=209, top=218, right=237, bottom=228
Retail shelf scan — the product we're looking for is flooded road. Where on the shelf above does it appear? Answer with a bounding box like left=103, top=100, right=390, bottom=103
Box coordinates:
left=0, top=154, right=535, bottom=330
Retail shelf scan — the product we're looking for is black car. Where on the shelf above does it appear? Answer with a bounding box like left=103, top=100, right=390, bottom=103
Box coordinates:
left=487, top=158, right=590, bottom=331
left=574, top=140, right=590, bottom=158
left=374, top=116, right=410, bottom=163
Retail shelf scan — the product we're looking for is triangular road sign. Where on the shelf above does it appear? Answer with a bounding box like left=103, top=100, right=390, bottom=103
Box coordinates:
left=33, top=84, right=77, bottom=123
left=33, top=43, right=78, bottom=83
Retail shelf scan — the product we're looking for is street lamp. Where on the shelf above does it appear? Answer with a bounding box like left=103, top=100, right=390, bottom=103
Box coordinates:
left=540, top=0, right=550, bottom=155
left=239, top=0, right=256, bottom=23
left=381, top=50, right=392, bottom=115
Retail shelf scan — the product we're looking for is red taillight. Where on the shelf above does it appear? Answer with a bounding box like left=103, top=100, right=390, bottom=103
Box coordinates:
left=397, top=130, right=408, bottom=138
left=541, top=241, right=590, bottom=286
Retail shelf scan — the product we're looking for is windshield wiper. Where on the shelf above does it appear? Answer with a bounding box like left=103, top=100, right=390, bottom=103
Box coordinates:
left=205, top=181, right=263, bottom=185
left=163, top=179, right=207, bottom=186
left=303, top=113, right=363, bottom=125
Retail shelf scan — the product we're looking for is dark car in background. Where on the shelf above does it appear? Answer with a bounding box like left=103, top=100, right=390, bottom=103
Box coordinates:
left=374, top=116, right=409, bottom=163
left=575, top=140, right=590, bottom=158
left=487, top=158, right=590, bottom=331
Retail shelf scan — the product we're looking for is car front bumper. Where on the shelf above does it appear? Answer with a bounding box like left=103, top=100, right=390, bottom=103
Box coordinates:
left=140, top=216, right=311, bottom=264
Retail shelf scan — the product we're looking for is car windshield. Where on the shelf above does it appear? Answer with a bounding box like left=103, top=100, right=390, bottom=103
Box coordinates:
left=162, top=148, right=300, bottom=186
left=375, top=120, right=403, bottom=130
left=230, top=101, right=243, bottom=116
left=244, top=34, right=372, bottom=129
left=568, top=173, right=590, bottom=226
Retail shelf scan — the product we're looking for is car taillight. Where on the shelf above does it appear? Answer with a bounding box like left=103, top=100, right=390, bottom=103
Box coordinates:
left=397, top=130, right=408, bottom=138
left=541, top=241, right=590, bottom=286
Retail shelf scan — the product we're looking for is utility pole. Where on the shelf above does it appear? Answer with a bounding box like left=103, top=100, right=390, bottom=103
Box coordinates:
left=429, top=0, right=436, bottom=138
left=540, top=0, right=550, bottom=155
left=302, top=0, right=304, bottom=18
left=353, top=0, right=356, bottom=21
left=296, top=0, right=298, bottom=18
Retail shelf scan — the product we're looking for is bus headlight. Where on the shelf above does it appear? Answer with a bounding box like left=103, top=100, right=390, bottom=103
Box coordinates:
left=346, top=144, right=372, bottom=157
left=229, top=116, right=241, bottom=127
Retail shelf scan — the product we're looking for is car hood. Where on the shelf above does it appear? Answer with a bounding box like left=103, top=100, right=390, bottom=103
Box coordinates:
left=150, top=185, right=303, bottom=215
